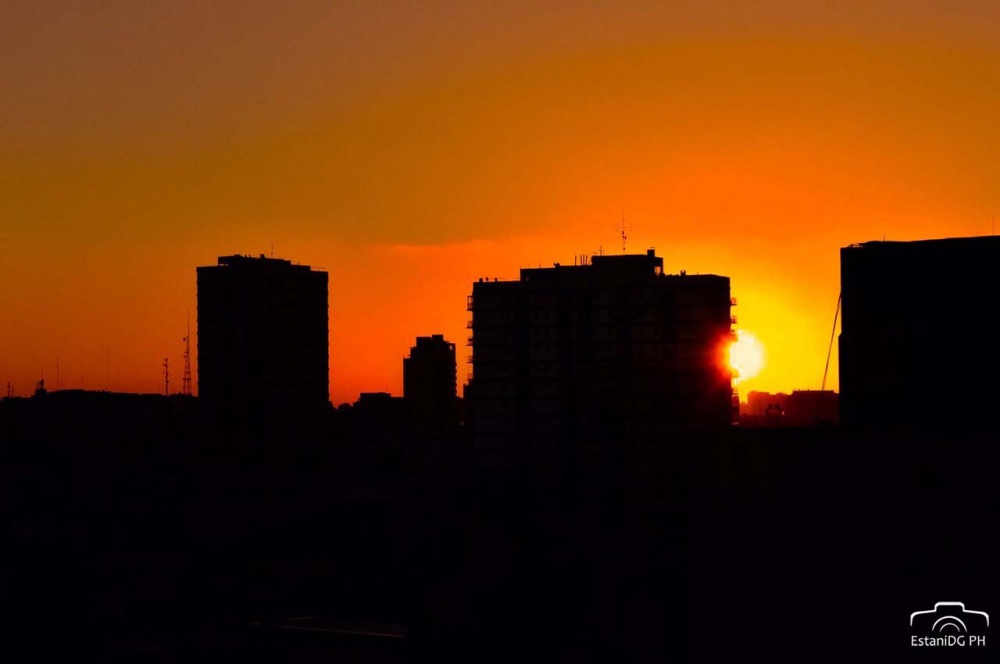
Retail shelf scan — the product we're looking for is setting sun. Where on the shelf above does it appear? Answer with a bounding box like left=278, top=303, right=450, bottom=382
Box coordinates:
left=730, top=330, right=765, bottom=384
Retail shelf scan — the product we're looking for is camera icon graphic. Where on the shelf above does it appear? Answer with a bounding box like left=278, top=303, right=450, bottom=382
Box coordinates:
left=910, top=602, right=990, bottom=634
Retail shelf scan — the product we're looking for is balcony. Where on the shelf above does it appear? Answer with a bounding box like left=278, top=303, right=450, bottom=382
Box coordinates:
left=731, top=297, right=738, bottom=306
left=466, top=295, right=474, bottom=311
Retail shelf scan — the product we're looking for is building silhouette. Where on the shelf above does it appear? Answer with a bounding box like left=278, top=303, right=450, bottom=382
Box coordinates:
left=350, top=391, right=409, bottom=433
left=469, top=249, right=735, bottom=464
left=197, top=254, right=329, bottom=415
left=742, top=390, right=789, bottom=423
left=840, top=235, right=1000, bottom=430
left=403, top=334, right=459, bottom=432
left=740, top=390, right=838, bottom=427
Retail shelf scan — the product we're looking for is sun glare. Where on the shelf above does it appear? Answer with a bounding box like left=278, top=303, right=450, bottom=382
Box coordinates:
left=729, top=330, right=764, bottom=383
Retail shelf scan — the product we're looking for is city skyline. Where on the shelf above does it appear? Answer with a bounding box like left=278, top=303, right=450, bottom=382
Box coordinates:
left=3, top=6, right=999, bottom=659
left=0, top=232, right=988, bottom=405
left=3, top=2, right=1000, bottom=404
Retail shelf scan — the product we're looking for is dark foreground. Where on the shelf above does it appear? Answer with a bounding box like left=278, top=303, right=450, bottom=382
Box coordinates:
left=1, top=397, right=996, bottom=662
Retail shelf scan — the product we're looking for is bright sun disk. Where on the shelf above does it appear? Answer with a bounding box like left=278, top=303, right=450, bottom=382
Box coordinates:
left=729, top=330, right=764, bottom=383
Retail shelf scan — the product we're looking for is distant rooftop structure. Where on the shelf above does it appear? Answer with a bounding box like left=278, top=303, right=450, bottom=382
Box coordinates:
left=741, top=390, right=838, bottom=427
left=518, top=248, right=666, bottom=281
left=216, top=254, right=307, bottom=268
left=845, top=235, right=1000, bottom=250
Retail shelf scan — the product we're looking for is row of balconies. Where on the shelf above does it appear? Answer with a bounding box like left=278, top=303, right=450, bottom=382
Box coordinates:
left=469, top=315, right=734, bottom=334
left=468, top=310, right=733, bottom=331
left=471, top=341, right=729, bottom=364
left=470, top=286, right=733, bottom=309
left=470, top=320, right=730, bottom=342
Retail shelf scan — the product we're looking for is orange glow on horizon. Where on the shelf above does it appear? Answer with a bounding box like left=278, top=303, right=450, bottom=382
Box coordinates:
left=1, top=4, right=998, bottom=405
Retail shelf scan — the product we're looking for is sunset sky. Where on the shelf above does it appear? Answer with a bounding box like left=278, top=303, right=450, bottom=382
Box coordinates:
left=2, top=2, right=998, bottom=405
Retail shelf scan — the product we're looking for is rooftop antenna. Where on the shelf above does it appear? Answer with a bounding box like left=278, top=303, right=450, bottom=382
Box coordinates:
left=614, top=210, right=633, bottom=253
left=270, top=244, right=275, bottom=258
left=163, top=357, right=170, bottom=396
left=182, top=312, right=193, bottom=396
left=107, top=347, right=111, bottom=392
left=55, top=355, right=60, bottom=391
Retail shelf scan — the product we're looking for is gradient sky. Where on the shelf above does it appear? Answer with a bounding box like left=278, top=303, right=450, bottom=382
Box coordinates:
left=2, top=1, right=998, bottom=405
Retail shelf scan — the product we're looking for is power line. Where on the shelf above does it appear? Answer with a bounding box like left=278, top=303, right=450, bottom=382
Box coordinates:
left=821, top=292, right=842, bottom=391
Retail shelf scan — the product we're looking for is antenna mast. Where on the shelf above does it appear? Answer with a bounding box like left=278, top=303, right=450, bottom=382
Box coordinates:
left=182, top=312, right=193, bottom=396
left=614, top=210, right=633, bottom=253
left=163, top=358, right=170, bottom=396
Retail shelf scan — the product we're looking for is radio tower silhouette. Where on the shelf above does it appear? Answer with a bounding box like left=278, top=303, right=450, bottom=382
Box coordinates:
left=182, top=312, right=193, bottom=396
left=163, top=358, right=170, bottom=396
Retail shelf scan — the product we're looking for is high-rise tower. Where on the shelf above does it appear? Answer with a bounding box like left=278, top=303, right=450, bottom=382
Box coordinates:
left=197, top=254, right=329, bottom=415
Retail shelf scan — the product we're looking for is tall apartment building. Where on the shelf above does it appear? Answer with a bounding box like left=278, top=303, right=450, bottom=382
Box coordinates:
left=469, top=250, right=735, bottom=462
left=197, top=254, right=329, bottom=415
left=403, top=334, right=459, bottom=431
left=840, top=236, right=1000, bottom=430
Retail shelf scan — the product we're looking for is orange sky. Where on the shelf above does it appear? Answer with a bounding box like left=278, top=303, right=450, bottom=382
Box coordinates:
left=2, top=2, right=998, bottom=405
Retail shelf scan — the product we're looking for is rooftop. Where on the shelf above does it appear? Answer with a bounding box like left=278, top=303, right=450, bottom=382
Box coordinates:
left=845, top=235, right=1000, bottom=250
left=217, top=254, right=294, bottom=266
left=199, top=254, right=327, bottom=274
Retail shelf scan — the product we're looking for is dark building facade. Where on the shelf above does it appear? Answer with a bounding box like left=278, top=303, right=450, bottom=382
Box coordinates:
left=403, top=334, right=458, bottom=431
left=742, top=390, right=790, bottom=424
left=740, top=390, right=838, bottom=427
left=840, top=236, right=1000, bottom=430
left=197, top=254, right=329, bottom=414
left=469, top=250, right=735, bottom=463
